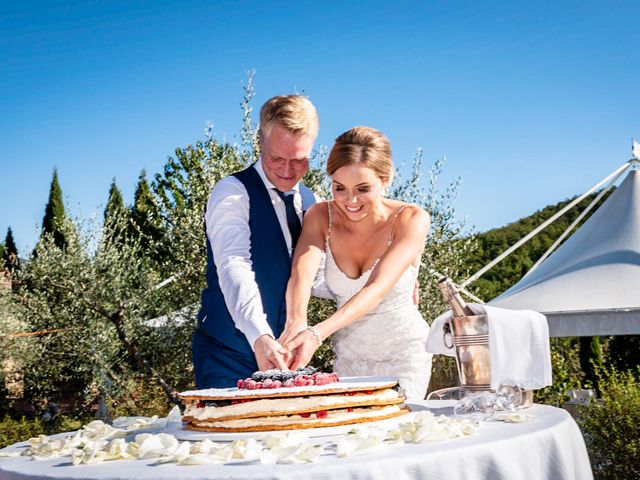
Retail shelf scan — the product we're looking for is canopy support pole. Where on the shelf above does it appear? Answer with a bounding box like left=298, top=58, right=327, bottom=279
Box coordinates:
left=460, top=160, right=634, bottom=289
left=525, top=166, right=628, bottom=276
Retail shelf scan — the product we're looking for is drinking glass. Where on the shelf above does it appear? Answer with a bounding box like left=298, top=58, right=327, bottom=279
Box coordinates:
left=453, top=391, right=497, bottom=422
left=495, top=378, right=523, bottom=412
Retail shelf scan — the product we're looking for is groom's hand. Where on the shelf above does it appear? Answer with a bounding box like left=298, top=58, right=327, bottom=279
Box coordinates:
left=254, top=334, right=288, bottom=371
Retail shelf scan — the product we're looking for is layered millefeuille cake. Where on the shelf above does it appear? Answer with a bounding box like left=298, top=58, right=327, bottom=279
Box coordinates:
left=180, top=368, right=409, bottom=432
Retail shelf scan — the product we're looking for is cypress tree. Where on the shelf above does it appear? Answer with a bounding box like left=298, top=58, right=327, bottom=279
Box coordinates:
left=41, top=168, right=68, bottom=249
left=130, top=170, right=166, bottom=258
left=3, top=226, right=19, bottom=271
left=104, top=178, right=125, bottom=221
left=101, top=178, right=127, bottom=249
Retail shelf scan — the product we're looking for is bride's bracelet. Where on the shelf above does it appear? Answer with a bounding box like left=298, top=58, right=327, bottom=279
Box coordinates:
left=306, top=326, right=323, bottom=346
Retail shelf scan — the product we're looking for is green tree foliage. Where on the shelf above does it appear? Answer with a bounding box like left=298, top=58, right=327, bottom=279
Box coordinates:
left=579, top=367, right=640, bottom=479
left=534, top=337, right=583, bottom=406
left=40, top=169, right=70, bottom=250
left=0, top=415, right=88, bottom=449
left=101, top=179, right=128, bottom=249
left=3, top=227, right=19, bottom=272
left=6, top=216, right=182, bottom=409
left=152, top=140, right=247, bottom=301
left=608, top=335, right=640, bottom=373
left=104, top=179, right=125, bottom=221
left=129, top=170, right=168, bottom=270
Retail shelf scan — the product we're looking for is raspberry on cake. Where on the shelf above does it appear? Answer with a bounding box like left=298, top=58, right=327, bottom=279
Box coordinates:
left=236, top=368, right=339, bottom=390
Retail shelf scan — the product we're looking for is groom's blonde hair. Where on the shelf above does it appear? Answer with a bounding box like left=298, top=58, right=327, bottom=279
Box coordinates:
left=259, top=95, right=319, bottom=144
left=327, top=126, right=394, bottom=184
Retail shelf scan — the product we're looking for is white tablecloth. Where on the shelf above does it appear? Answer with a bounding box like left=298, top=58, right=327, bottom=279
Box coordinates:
left=0, top=401, right=593, bottom=480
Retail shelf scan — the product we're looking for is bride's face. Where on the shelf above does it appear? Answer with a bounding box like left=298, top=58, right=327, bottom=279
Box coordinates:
left=331, top=163, right=386, bottom=221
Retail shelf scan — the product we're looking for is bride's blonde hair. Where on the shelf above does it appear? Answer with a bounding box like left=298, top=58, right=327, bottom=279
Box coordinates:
left=326, top=126, right=394, bottom=184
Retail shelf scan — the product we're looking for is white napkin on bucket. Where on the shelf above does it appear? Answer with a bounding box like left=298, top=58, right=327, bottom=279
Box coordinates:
left=426, top=304, right=552, bottom=390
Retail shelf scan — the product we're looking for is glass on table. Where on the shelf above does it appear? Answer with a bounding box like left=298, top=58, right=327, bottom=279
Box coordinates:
left=453, top=391, right=497, bottom=422
left=495, top=378, right=523, bottom=412
left=453, top=379, right=525, bottom=421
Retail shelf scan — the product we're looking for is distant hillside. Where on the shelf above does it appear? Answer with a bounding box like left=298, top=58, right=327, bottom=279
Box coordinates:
left=466, top=190, right=611, bottom=302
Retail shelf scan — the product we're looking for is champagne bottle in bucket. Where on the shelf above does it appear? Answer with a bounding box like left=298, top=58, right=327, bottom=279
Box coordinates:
left=436, top=277, right=491, bottom=391
left=432, top=277, right=533, bottom=409
left=437, top=277, right=474, bottom=318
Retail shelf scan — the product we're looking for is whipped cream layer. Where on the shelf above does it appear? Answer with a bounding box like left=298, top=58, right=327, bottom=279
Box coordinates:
left=189, top=404, right=404, bottom=429
left=184, top=388, right=402, bottom=421
left=180, top=376, right=399, bottom=400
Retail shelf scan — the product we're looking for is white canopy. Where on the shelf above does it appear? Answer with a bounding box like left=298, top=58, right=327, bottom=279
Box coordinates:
left=488, top=167, right=640, bottom=337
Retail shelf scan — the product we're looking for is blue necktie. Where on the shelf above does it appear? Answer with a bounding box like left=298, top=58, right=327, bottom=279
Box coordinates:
left=275, top=190, right=302, bottom=249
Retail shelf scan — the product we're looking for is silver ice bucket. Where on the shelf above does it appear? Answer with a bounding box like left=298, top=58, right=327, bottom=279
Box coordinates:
left=430, top=314, right=533, bottom=407
left=443, top=314, right=491, bottom=391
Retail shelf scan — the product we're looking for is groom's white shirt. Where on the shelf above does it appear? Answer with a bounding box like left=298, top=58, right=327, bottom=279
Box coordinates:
left=205, top=160, right=329, bottom=351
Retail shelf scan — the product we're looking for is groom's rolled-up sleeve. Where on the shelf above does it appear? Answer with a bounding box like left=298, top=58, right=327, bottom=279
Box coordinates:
left=206, top=177, right=274, bottom=351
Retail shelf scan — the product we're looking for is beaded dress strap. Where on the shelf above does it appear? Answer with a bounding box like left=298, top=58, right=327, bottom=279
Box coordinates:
left=387, top=205, right=407, bottom=246
left=326, top=201, right=333, bottom=244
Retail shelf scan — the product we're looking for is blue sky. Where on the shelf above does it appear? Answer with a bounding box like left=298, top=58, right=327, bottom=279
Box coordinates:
left=1, top=1, right=639, bottom=254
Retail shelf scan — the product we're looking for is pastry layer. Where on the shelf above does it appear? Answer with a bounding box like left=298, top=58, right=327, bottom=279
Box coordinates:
left=185, top=405, right=410, bottom=432
left=180, top=376, right=399, bottom=401
left=183, top=388, right=404, bottom=422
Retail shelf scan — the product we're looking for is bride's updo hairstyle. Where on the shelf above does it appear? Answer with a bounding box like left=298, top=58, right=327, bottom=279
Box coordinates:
left=327, top=126, right=394, bottom=184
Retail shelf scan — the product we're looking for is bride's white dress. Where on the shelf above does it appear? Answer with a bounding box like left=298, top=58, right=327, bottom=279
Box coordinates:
left=324, top=204, right=433, bottom=400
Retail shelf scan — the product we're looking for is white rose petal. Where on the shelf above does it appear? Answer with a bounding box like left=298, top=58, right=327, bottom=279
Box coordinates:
left=264, top=432, right=308, bottom=449
left=258, top=432, right=322, bottom=464
left=494, top=413, right=535, bottom=423
left=71, top=447, right=108, bottom=465
left=189, top=438, right=218, bottom=455
left=156, top=441, right=192, bottom=464
left=258, top=448, right=278, bottom=465
left=177, top=453, right=225, bottom=465
left=113, top=415, right=161, bottom=431
left=335, top=427, right=389, bottom=457
left=166, top=405, right=182, bottom=421
left=208, top=444, right=234, bottom=462
left=104, top=438, right=136, bottom=460
left=293, top=445, right=324, bottom=463
left=83, top=421, right=125, bottom=441
left=136, top=433, right=179, bottom=459
left=0, top=450, right=21, bottom=458
left=231, top=439, right=261, bottom=460
left=390, top=411, right=477, bottom=444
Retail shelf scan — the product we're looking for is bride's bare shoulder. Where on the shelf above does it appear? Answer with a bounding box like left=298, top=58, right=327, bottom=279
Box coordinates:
left=306, top=201, right=330, bottom=218
left=395, top=202, right=431, bottom=230
left=303, top=201, right=331, bottom=229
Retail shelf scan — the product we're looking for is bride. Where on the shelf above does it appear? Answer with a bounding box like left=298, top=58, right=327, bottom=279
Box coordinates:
left=279, top=126, right=432, bottom=399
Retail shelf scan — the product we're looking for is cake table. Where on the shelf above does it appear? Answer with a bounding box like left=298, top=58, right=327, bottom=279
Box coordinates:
left=0, top=400, right=593, bottom=480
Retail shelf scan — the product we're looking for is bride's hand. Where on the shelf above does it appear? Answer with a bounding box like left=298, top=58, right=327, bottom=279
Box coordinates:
left=278, top=321, right=307, bottom=347
left=283, top=329, right=322, bottom=370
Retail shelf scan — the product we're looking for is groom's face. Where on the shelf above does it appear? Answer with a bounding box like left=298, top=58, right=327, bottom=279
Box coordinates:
left=261, top=124, right=314, bottom=192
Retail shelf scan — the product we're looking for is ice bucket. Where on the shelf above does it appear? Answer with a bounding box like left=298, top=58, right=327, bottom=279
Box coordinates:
left=429, top=314, right=533, bottom=407
left=444, top=314, right=491, bottom=391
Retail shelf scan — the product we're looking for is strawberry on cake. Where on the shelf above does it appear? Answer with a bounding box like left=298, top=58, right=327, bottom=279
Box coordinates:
left=180, top=369, right=409, bottom=432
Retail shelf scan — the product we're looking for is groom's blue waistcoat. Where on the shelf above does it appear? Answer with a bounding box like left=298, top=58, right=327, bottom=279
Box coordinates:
left=193, top=165, right=315, bottom=388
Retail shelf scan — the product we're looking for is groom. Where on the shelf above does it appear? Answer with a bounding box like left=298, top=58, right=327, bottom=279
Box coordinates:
left=192, top=95, right=321, bottom=388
